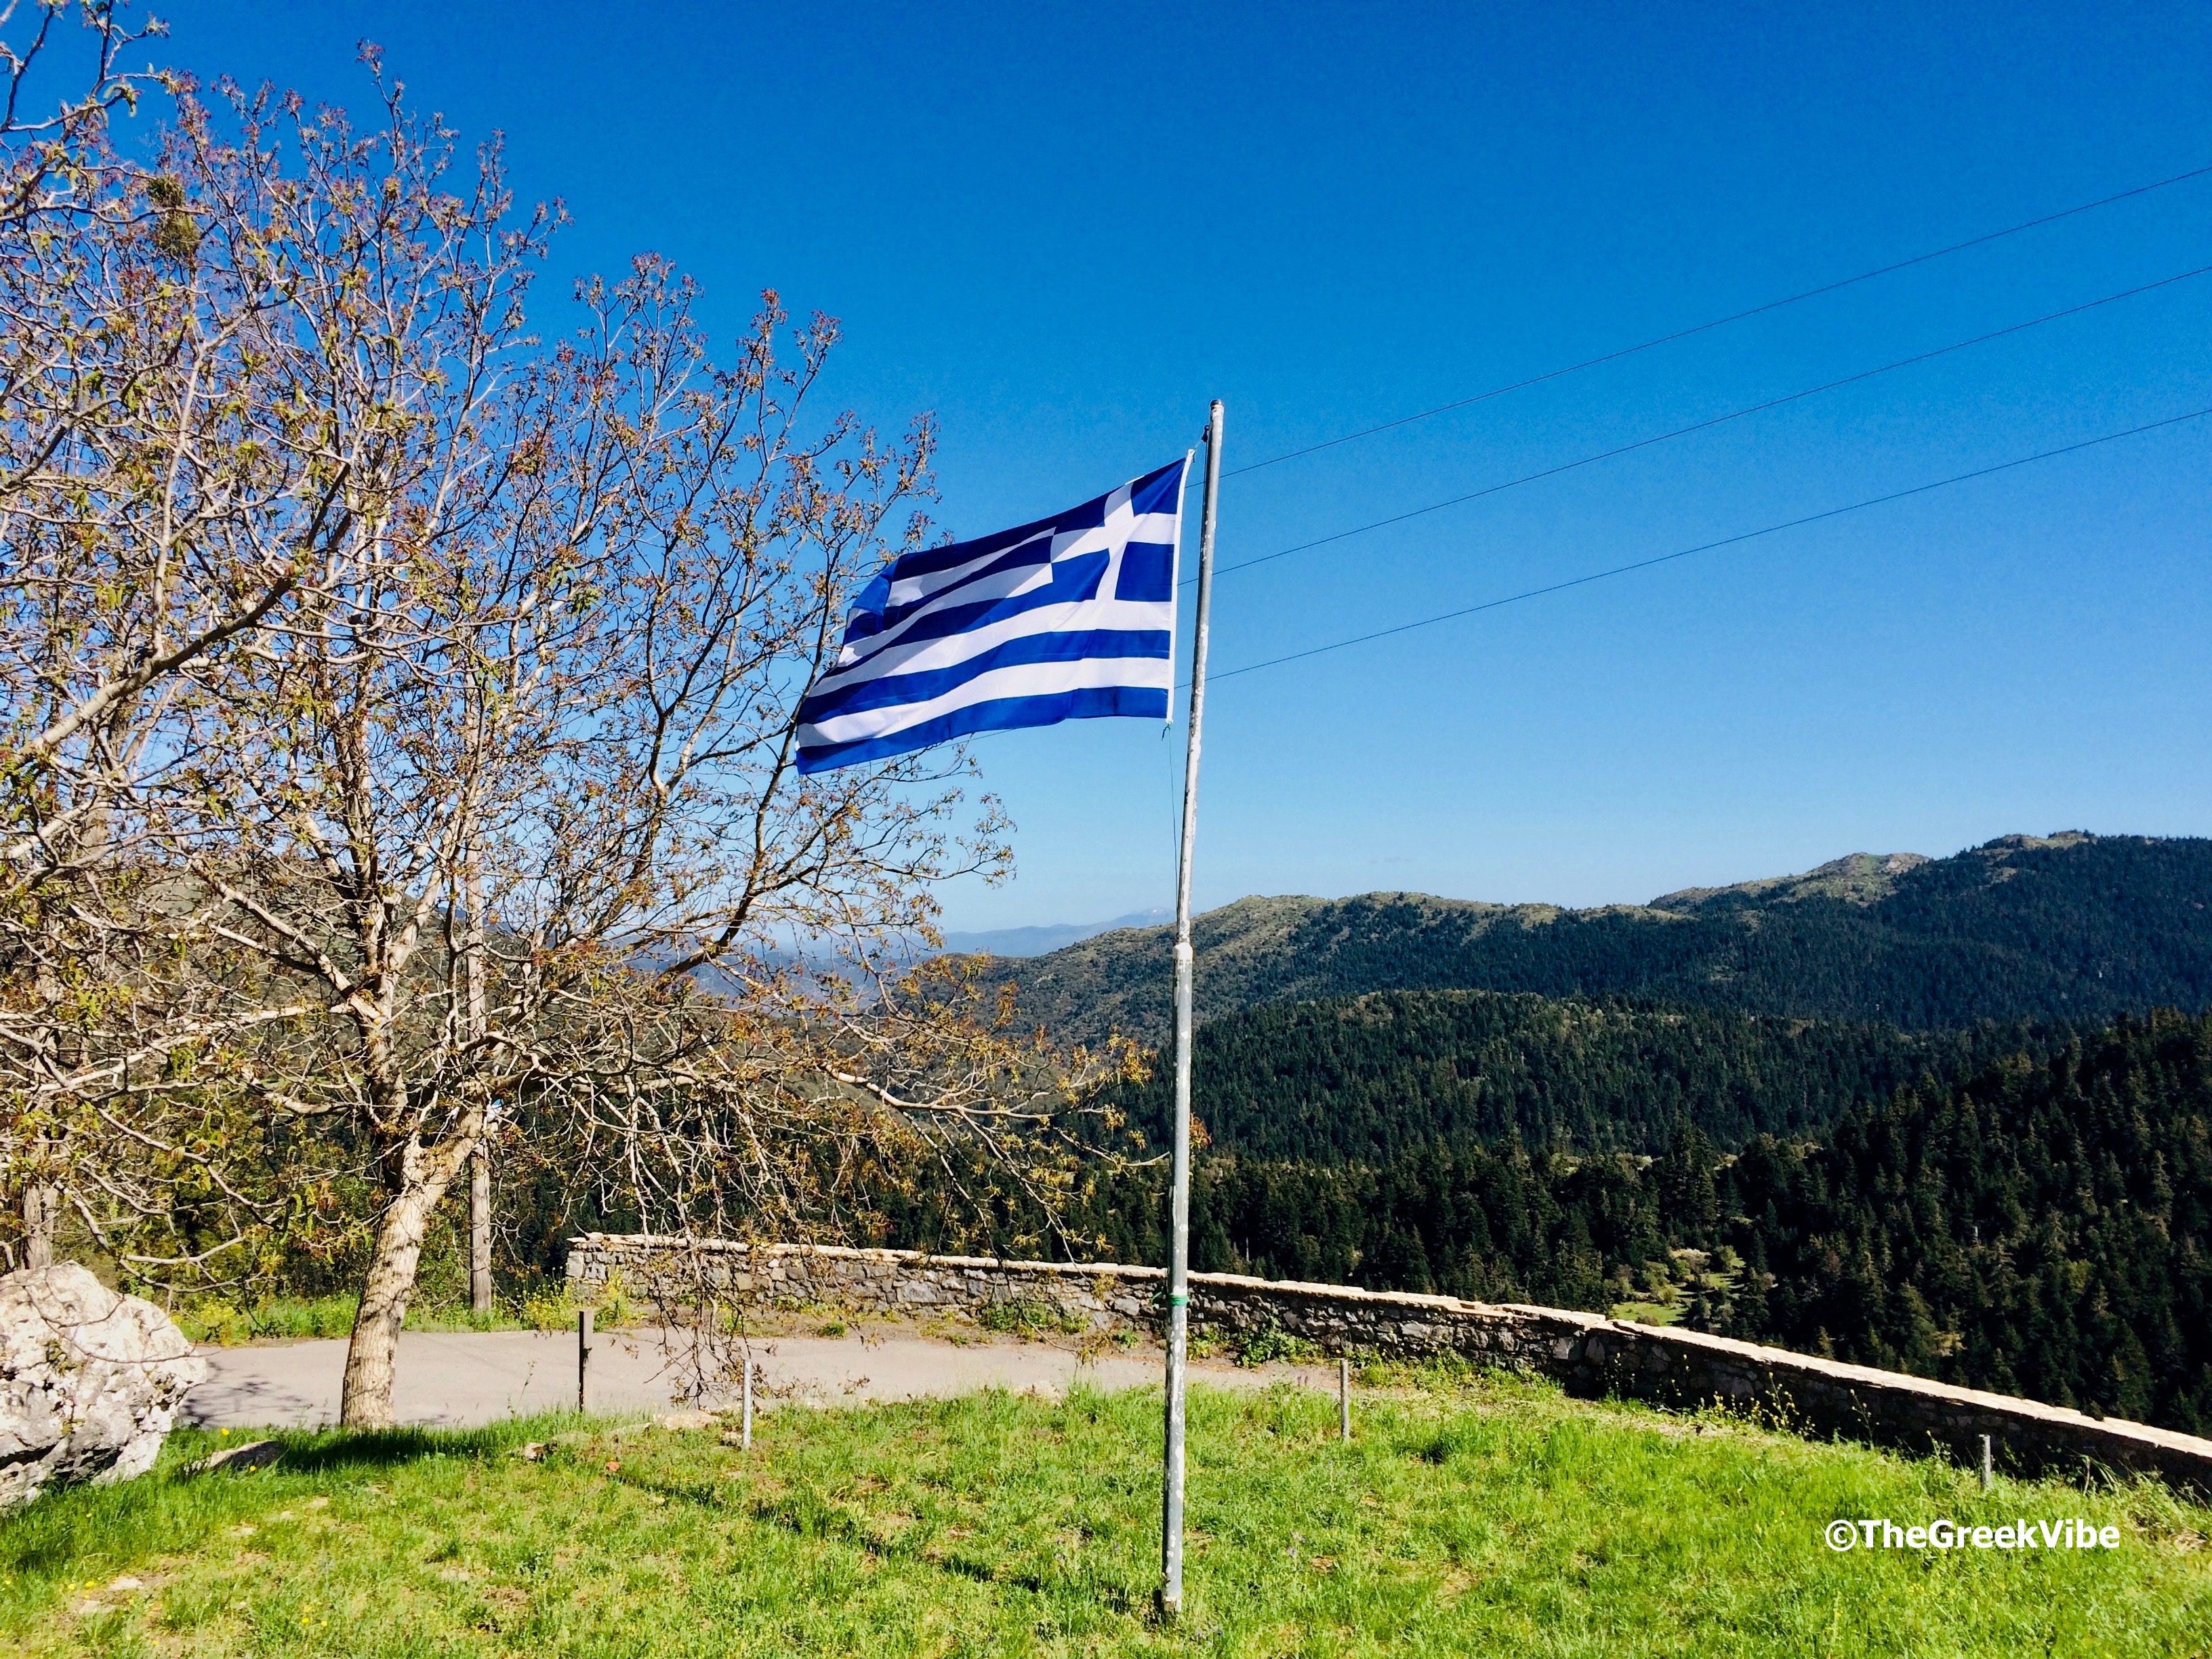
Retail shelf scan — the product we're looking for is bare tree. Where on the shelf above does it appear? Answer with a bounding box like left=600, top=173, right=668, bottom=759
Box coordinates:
left=1, top=39, right=1136, bottom=1427
left=0, top=1, right=161, bottom=226
left=47, top=59, right=1138, bottom=1429
left=0, top=1, right=344, bottom=1273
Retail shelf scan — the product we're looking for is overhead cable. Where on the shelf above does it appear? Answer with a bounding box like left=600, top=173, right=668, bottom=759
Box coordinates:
left=1199, top=404, right=2212, bottom=685
left=1229, top=161, right=2212, bottom=479
left=1200, top=260, right=2212, bottom=583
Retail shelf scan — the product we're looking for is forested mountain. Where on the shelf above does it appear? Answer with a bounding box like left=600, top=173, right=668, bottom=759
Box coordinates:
left=987, top=834, right=2212, bottom=1046
left=1106, top=989, right=2034, bottom=1158
left=1718, top=1012, right=2212, bottom=1430
left=1009, top=1010, right=2212, bottom=1435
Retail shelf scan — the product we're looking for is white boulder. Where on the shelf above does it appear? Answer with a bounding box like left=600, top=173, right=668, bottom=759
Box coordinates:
left=0, top=1262, right=206, bottom=1509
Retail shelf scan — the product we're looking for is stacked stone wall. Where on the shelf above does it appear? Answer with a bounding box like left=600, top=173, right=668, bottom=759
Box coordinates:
left=565, top=1235, right=2212, bottom=1497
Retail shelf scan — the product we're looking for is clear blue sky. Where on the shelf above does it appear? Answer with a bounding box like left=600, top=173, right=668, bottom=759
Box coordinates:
left=160, top=2, right=2212, bottom=929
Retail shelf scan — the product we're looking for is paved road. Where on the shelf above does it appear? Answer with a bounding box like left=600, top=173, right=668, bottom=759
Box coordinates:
left=182, top=1328, right=1326, bottom=1430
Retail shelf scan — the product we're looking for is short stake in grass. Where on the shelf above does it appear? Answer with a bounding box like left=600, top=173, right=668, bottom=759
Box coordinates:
left=1340, top=1359, right=1351, bottom=1442
left=579, top=1308, right=594, bottom=1416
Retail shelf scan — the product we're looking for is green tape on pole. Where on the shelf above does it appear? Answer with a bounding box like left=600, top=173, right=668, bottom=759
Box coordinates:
left=1170, top=1293, right=1189, bottom=1306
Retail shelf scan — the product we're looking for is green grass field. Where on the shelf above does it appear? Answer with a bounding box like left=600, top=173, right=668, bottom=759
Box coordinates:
left=4, top=1367, right=2207, bottom=1656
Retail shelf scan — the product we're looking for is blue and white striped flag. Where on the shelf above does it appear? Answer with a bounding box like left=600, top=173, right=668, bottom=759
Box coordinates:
left=796, top=457, right=1190, bottom=774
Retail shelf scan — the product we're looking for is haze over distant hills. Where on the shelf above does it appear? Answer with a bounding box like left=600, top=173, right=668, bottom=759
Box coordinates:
left=977, top=833, right=2212, bottom=1047
left=937, top=909, right=1170, bottom=959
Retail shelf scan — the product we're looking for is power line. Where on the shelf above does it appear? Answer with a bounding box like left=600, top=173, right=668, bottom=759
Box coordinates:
left=1198, top=260, right=2212, bottom=583
left=1200, top=404, right=2212, bottom=686
left=1228, top=161, right=2212, bottom=479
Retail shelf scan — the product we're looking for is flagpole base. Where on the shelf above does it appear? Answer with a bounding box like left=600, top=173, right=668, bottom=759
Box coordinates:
left=1154, top=1584, right=1181, bottom=1622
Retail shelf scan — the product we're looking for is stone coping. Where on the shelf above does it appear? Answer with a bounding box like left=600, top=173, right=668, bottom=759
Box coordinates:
left=1570, top=1315, right=2212, bottom=1461
left=565, top=1235, right=2212, bottom=1494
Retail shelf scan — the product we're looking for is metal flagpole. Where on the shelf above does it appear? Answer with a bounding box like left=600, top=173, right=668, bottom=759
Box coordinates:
left=1160, top=398, right=1223, bottom=1620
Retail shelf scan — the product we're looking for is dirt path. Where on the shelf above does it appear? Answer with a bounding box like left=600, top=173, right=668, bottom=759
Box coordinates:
left=182, top=1327, right=1334, bottom=1429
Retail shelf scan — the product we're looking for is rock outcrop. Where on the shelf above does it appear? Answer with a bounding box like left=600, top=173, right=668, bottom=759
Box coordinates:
left=0, top=1262, right=205, bottom=1509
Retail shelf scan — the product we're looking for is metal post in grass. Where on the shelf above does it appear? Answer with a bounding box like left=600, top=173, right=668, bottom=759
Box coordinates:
left=742, top=1355, right=754, bottom=1450
left=1339, top=1359, right=1351, bottom=1441
left=1980, top=1434, right=1993, bottom=1491
left=1158, top=398, right=1223, bottom=1623
left=578, top=1307, right=594, bottom=1416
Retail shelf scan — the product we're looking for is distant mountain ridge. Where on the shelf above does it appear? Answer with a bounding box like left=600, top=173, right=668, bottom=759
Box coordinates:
left=938, top=908, right=1169, bottom=959
left=983, top=833, right=2212, bottom=1046
left=1648, top=848, right=1933, bottom=910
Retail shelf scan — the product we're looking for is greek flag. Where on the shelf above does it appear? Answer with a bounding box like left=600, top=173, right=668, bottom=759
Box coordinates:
left=795, top=457, right=1190, bottom=773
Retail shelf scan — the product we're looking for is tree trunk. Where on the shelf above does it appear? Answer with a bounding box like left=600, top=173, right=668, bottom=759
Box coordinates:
left=340, top=1174, right=453, bottom=1428
left=22, top=1183, right=56, bottom=1269
left=469, top=1146, right=493, bottom=1315
left=464, top=850, right=493, bottom=1315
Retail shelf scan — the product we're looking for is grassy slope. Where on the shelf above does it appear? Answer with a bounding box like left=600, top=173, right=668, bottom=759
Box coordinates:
left=5, top=1370, right=2207, bottom=1657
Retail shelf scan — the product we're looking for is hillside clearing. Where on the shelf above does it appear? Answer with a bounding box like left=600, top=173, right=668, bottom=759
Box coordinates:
left=5, top=1368, right=2207, bottom=1656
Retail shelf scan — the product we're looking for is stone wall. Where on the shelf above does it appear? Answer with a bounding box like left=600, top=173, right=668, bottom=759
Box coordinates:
left=565, top=1235, right=2212, bottom=1497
